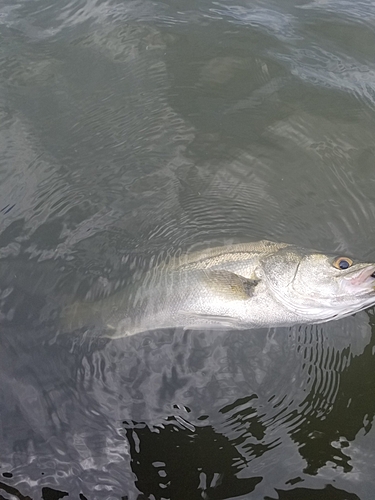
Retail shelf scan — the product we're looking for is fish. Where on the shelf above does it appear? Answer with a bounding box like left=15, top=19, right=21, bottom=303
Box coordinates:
left=63, top=240, right=375, bottom=338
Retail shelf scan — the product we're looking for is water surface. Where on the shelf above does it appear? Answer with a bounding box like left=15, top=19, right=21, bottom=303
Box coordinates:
left=1, top=0, right=375, bottom=498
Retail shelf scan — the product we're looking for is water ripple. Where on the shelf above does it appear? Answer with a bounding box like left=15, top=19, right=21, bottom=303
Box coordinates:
left=298, top=0, right=375, bottom=27
left=275, top=47, right=375, bottom=108
left=209, top=2, right=300, bottom=41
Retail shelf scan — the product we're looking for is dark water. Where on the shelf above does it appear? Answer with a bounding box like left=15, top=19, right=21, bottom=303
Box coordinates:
left=1, top=0, right=375, bottom=498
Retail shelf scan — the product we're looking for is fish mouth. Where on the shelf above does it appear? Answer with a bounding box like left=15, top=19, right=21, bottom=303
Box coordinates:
left=342, top=265, right=375, bottom=292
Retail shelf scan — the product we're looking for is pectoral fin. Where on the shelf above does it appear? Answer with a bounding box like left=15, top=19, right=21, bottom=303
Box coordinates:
left=202, top=270, right=259, bottom=300
left=61, top=300, right=116, bottom=333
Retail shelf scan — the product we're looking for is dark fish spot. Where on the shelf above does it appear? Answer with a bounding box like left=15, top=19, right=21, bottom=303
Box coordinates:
left=243, top=279, right=259, bottom=296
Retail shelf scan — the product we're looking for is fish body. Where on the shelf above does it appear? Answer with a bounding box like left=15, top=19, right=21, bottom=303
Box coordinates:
left=65, top=240, right=375, bottom=337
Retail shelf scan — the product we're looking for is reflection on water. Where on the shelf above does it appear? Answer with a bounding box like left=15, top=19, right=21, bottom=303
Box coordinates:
left=1, top=312, right=374, bottom=498
left=124, top=415, right=263, bottom=499
left=120, top=318, right=374, bottom=499
left=1, top=0, right=375, bottom=498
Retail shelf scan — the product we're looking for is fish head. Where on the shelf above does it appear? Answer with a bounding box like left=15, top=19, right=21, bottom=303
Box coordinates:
left=259, top=245, right=375, bottom=323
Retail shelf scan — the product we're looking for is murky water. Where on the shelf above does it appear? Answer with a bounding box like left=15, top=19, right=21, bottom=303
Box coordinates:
left=1, top=0, right=375, bottom=498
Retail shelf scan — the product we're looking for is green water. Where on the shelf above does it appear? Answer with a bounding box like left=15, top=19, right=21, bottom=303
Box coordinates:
left=0, top=0, right=375, bottom=498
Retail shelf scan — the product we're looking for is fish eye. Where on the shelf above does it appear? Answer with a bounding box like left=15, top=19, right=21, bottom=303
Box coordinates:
left=333, top=257, right=353, bottom=270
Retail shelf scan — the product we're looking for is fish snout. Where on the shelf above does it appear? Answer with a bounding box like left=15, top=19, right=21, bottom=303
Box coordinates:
left=345, top=265, right=375, bottom=289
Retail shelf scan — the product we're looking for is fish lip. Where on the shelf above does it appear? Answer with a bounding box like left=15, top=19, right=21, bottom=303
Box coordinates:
left=343, top=265, right=375, bottom=289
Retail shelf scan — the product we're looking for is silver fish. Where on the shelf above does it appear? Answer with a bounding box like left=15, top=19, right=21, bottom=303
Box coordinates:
left=64, top=240, right=375, bottom=337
